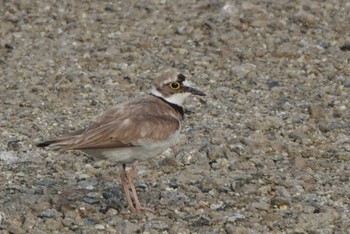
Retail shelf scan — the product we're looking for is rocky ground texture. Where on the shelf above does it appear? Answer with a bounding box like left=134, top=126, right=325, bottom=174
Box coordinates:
left=1, top=0, right=350, bottom=233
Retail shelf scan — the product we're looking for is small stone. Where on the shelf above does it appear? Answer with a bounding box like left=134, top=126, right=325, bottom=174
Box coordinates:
left=227, top=144, right=245, bottom=156
left=296, top=210, right=339, bottom=230
left=15, top=172, right=26, bottom=177
left=294, top=157, right=308, bottom=169
left=230, top=63, right=256, bottom=79
left=336, top=136, right=350, bottom=144
left=267, top=81, right=281, bottom=90
left=114, top=220, right=140, bottom=233
left=220, top=4, right=238, bottom=17
left=337, top=152, right=350, bottom=161
left=294, top=11, right=317, bottom=27
left=8, top=221, right=26, bottom=234
left=270, top=196, right=290, bottom=208
left=93, top=160, right=110, bottom=169
left=77, top=180, right=95, bottom=190
left=75, top=173, right=90, bottom=180
left=207, top=146, right=226, bottom=160
left=39, top=209, right=57, bottom=218
left=0, top=212, right=5, bottom=225
left=144, top=220, right=169, bottom=231
left=251, top=201, right=270, bottom=210
left=82, top=196, right=100, bottom=205
left=262, top=214, right=282, bottom=223
left=340, top=44, right=350, bottom=51
left=226, top=213, right=246, bottom=223
left=105, top=208, right=119, bottom=216
left=176, top=151, right=197, bottom=165
left=210, top=201, right=224, bottom=210
left=95, top=224, right=105, bottom=230
left=86, top=192, right=101, bottom=198
left=0, top=151, right=17, bottom=163
left=160, top=157, right=179, bottom=173
left=308, top=105, right=325, bottom=121
left=160, top=188, right=190, bottom=206
left=7, top=140, right=21, bottom=151
left=72, top=162, right=83, bottom=171
left=209, top=158, right=229, bottom=170
left=198, top=201, right=209, bottom=208
left=178, top=48, right=188, bottom=55
left=275, top=43, right=298, bottom=58
left=36, top=180, right=56, bottom=187
left=45, top=218, right=62, bottom=231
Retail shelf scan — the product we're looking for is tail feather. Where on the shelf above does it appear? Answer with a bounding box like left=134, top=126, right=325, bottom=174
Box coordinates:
left=36, top=139, right=73, bottom=150
left=36, top=140, right=60, bottom=148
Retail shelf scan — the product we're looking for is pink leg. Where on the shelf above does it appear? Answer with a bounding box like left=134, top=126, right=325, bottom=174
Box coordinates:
left=128, top=161, right=154, bottom=212
left=119, top=164, right=136, bottom=212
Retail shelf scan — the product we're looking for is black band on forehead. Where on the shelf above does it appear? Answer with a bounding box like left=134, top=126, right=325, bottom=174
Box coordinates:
left=177, top=73, right=186, bottom=82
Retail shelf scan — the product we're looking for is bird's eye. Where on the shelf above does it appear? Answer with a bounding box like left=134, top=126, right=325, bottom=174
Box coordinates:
left=169, top=82, right=181, bottom=90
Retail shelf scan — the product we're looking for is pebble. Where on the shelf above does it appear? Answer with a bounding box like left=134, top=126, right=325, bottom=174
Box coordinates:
left=39, top=209, right=57, bottom=218
left=76, top=180, right=96, bottom=190
left=206, top=146, right=227, bottom=160
left=220, top=4, right=238, bottom=17
left=294, top=11, right=317, bottom=27
left=226, top=213, right=246, bottom=223
left=337, top=152, right=350, bottom=161
left=0, top=151, right=17, bottom=163
left=210, top=201, right=224, bottom=210
left=296, top=210, right=339, bottom=230
left=82, top=197, right=100, bottom=205
left=75, top=173, right=90, bottom=180
left=160, top=188, right=190, bottom=206
left=94, top=224, right=105, bottom=230
left=275, top=43, right=299, bottom=58
left=176, top=151, right=196, bottom=165
left=294, top=157, right=308, bottom=169
left=230, top=63, right=256, bottom=79
left=336, top=136, right=350, bottom=144
left=45, top=219, right=62, bottom=231
left=114, top=220, right=140, bottom=233
left=144, top=220, right=169, bottom=231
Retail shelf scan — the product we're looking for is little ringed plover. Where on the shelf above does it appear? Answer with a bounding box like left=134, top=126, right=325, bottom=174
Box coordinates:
left=36, top=70, right=206, bottom=212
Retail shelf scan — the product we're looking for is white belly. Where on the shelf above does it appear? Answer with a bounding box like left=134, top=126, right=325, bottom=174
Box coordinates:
left=82, top=129, right=180, bottom=164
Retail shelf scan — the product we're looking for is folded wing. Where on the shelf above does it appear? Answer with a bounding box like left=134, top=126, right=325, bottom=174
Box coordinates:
left=36, top=99, right=180, bottom=151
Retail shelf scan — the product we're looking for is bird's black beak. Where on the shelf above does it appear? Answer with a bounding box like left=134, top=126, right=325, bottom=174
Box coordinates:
left=186, top=86, right=206, bottom=96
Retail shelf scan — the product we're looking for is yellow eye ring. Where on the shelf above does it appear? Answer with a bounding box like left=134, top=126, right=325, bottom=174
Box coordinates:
left=169, top=82, right=181, bottom=90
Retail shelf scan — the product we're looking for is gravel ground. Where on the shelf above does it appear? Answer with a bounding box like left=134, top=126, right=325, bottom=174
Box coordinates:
left=1, top=0, right=350, bottom=233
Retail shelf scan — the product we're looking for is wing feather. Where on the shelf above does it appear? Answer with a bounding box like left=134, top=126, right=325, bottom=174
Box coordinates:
left=63, top=116, right=180, bottom=150
left=49, top=96, right=181, bottom=151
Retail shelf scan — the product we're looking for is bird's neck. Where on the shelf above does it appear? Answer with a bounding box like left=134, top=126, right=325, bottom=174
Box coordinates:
left=150, top=93, right=184, bottom=119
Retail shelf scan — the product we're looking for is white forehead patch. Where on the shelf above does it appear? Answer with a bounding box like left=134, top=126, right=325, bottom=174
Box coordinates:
left=162, top=78, right=175, bottom=84
left=182, top=80, right=192, bottom=87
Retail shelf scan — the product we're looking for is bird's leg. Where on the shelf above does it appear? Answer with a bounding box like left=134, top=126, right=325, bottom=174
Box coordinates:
left=119, top=164, right=136, bottom=212
left=128, top=161, right=154, bottom=212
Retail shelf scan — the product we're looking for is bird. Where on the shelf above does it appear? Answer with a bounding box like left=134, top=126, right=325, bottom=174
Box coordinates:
left=36, top=70, right=206, bottom=212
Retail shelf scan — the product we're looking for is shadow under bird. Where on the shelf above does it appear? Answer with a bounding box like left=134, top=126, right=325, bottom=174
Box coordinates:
left=36, top=70, right=206, bottom=212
